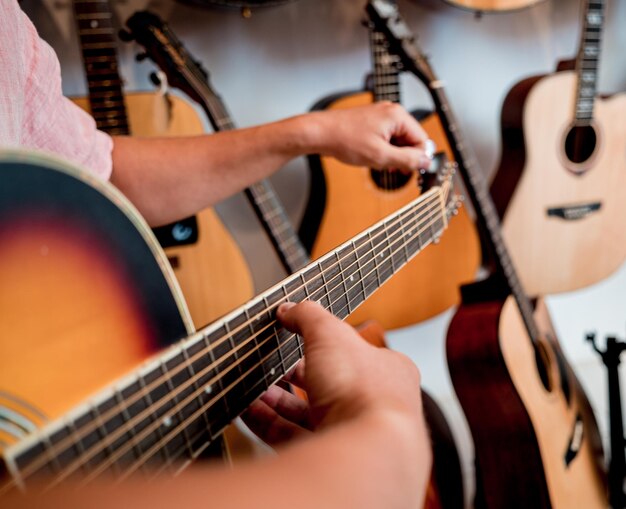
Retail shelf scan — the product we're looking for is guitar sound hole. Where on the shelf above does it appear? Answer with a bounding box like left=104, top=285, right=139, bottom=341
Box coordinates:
left=534, top=341, right=553, bottom=393
left=370, top=169, right=412, bottom=191
left=564, top=124, right=597, bottom=170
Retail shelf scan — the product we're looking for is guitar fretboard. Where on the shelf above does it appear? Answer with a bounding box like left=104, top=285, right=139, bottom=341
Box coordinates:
left=370, top=29, right=401, bottom=103
left=574, top=0, right=605, bottom=124
left=73, top=0, right=130, bottom=135
left=4, top=183, right=450, bottom=491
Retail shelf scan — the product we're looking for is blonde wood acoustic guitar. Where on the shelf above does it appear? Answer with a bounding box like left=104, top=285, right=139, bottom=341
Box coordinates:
left=490, top=0, right=626, bottom=296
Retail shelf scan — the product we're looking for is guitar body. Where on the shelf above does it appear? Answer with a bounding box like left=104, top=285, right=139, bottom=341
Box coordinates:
left=446, top=286, right=606, bottom=508
left=300, top=91, right=480, bottom=330
left=0, top=152, right=225, bottom=464
left=491, top=70, right=626, bottom=295
left=73, top=92, right=254, bottom=327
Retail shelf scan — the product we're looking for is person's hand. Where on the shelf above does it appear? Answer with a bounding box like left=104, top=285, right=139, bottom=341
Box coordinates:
left=306, top=101, right=432, bottom=172
left=242, top=301, right=425, bottom=446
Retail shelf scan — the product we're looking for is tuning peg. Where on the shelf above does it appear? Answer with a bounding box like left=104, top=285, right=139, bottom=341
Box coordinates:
left=118, top=29, right=134, bottom=42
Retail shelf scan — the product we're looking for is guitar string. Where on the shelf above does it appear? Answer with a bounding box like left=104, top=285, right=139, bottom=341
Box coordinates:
left=44, top=193, right=446, bottom=488
left=10, top=189, right=445, bottom=490
left=148, top=339, right=304, bottom=480
left=90, top=197, right=449, bottom=483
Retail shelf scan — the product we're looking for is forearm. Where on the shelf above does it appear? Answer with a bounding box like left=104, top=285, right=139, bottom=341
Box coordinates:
left=258, top=409, right=432, bottom=509
left=8, top=410, right=430, bottom=509
left=110, top=114, right=320, bottom=226
left=109, top=102, right=431, bottom=227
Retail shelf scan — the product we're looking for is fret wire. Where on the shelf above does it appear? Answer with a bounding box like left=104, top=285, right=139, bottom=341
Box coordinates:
left=160, top=360, right=195, bottom=462
left=18, top=191, right=444, bottom=486
left=148, top=338, right=305, bottom=480
left=114, top=391, right=142, bottom=465
left=573, top=0, right=605, bottom=120
left=203, top=331, right=228, bottom=436
left=137, top=373, right=171, bottom=467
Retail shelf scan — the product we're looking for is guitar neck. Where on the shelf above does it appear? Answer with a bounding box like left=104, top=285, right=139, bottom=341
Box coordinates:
left=7, top=183, right=452, bottom=489
left=573, top=0, right=605, bottom=124
left=370, top=28, right=401, bottom=103
left=154, top=27, right=310, bottom=274
left=73, top=0, right=130, bottom=135
left=428, top=86, right=535, bottom=332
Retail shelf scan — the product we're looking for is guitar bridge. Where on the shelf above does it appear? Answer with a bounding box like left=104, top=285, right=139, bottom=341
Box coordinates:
left=547, top=202, right=602, bottom=221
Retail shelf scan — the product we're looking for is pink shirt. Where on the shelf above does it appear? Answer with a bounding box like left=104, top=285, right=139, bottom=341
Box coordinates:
left=0, top=0, right=113, bottom=180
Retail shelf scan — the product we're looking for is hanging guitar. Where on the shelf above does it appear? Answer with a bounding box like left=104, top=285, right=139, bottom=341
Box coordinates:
left=297, top=12, right=480, bottom=331
left=490, top=0, right=626, bottom=296
left=0, top=149, right=459, bottom=494
left=120, top=12, right=464, bottom=508
left=71, top=0, right=253, bottom=328
left=366, top=1, right=607, bottom=507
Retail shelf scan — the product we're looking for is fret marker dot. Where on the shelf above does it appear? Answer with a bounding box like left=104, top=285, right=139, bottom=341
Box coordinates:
left=205, top=385, right=213, bottom=395
left=349, top=275, right=354, bottom=282
left=90, top=20, right=99, bottom=28
left=269, top=368, right=276, bottom=376
left=162, top=416, right=173, bottom=428
left=380, top=253, right=384, bottom=258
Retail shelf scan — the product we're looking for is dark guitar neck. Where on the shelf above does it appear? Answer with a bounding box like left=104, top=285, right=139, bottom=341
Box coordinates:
left=73, top=0, right=130, bottom=135
left=573, top=0, right=605, bottom=125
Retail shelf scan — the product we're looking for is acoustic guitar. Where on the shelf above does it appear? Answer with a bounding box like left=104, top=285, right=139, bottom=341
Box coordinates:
left=490, top=0, right=626, bottom=296
left=298, top=16, right=480, bottom=330
left=71, top=0, right=253, bottom=328
left=367, top=1, right=607, bottom=507
left=0, top=149, right=459, bottom=494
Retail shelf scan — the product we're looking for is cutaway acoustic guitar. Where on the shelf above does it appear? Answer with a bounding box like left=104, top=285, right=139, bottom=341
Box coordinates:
left=490, top=0, right=626, bottom=295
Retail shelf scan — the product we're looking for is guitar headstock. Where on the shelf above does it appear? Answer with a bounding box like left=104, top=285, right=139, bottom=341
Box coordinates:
left=365, top=0, right=436, bottom=86
left=120, top=11, right=214, bottom=107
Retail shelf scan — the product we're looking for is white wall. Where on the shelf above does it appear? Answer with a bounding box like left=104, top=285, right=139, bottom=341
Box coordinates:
left=24, top=0, right=626, bottom=504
